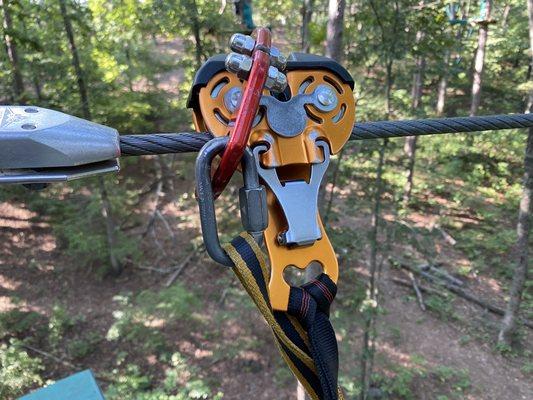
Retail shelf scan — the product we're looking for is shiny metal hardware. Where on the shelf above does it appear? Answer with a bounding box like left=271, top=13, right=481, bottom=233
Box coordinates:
left=269, top=47, right=287, bottom=71
left=223, top=87, right=243, bottom=113
left=258, top=84, right=340, bottom=137
left=315, top=84, right=339, bottom=111
left=0, top=106, right=120, bottom=185
left=196, top=137, right=267, bottom=267
left=230, top=33, right=256, bottom=55
left=225, top=53, right=253, bottom=80
left=253, top=140, right=330, bottom=247
left=264, top=66, right=287, bottom=93
left=229, top=33, right=287, bottom=72
left=0, top=160, right=120, bottom=185
left=225, top=55, right=286, bottom=93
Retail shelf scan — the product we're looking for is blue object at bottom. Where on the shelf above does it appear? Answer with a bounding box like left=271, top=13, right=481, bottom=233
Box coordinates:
left=19, top=370, right=105, bottom=400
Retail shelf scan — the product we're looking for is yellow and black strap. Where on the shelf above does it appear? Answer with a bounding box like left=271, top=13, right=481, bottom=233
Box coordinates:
left=223, top=233, right=344, bottom=400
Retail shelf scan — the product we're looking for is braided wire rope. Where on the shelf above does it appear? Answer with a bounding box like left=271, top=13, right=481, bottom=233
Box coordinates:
left=119, top=132, right=213, bottom=156
left=350, top=113, right=533, bottom=140
left=119, top=113, right=533, bottom=156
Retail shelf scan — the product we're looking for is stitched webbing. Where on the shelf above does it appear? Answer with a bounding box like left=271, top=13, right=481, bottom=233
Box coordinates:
left=223, top=233, right=344, bottom=400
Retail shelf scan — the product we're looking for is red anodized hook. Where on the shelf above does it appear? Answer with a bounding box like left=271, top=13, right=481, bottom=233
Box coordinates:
left=210, top=28, right=272, bottom=198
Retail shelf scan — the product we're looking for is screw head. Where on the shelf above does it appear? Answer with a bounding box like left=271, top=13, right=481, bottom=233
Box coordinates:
left=315, top=85, right=338, bottom=111
left=224, top=87, right=242, bottom=113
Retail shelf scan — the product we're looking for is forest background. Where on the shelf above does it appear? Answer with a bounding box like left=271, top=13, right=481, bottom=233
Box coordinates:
left=0, top=0, right=532, bottom=399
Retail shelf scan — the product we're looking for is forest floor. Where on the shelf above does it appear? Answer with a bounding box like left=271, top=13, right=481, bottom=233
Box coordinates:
left=1, top=37, right=532, bottom=399
left=1, top=166, right=532, bottom=399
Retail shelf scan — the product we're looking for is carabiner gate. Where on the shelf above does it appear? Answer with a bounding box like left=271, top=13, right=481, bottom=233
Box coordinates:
left=195, top=136, right=268, bottom=266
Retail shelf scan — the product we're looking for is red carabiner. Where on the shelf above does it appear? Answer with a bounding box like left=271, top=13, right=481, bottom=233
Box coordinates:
left=211, top=28, right=271, bottom=198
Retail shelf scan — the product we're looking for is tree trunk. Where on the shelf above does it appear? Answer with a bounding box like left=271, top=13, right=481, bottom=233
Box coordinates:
left=319, top=0, right=346, bottom=212
left=1, top=0, right=24, bottom=101
left=188, top=0, right=203, bottom=69
left=470, top=0, right=493, bottom=117
left=403, top=136, right=418, bottom=204
left=32, top=76, right=43, bottom=101
left=438, top=2, right=470, bottom=116
left=360, top=138, right=387, bottom=400
left=326, top=0, right=346, bottom=61
left=59, top=0, right=121, bottom=276
left=360, top=54, right=393, bottom=400
left=497, top=0, right=533, bottom=346
left=411, top=57, right=425, bottom=110
left=436, top=51, right=450, bottom=116
left=301, top=0, right=315, bottom=53
left=59, top=0, right=91, bottom=120
left=98, top=176, right=122, bottom=276
left=403, top=25, right=425, bottom=205
left=501, top=3, right=511, bottom=32
left=296, top=381, right=308, bottom=400
left=324, top=146, right=348, bottom=224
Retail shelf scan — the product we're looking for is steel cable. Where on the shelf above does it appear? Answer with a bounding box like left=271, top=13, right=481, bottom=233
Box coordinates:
left=119, top=113, right=533, bottom=156
left=119, top=132, right=213, bottom=156
left=351, top=113, right=533, bottom=140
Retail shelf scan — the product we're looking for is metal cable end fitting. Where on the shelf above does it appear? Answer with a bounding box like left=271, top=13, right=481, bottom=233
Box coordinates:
left=265, top=66, right=287, bottom=93
left=269, top=47, right=287, bottom=71
left=225, top=53, right=253, bottom=80
left=230, top=33, right=256, bottom=56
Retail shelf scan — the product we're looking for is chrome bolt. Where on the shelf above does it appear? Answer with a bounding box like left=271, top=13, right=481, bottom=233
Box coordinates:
left=225, top=53, right=253, bottom=80
left=269, top=47, right=287, bottom=71
left=230, top=33, right=256, bottom=56
left=264, top=66, right=288, bottom=93
left=224, top=87, right=242, bottom=113
left=315, top=85, right=338, bottom=111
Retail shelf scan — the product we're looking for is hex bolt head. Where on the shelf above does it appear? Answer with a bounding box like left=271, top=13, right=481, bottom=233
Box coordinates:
left=269, top=47, right=287, bottom=71
left=225, top=53, right=253, bottom=80
left=224, top=87, right=242, bottom=113
left=230, top=33, right=256, bottom=56
left=264, top=66, right=288, bottom=93
left=315, top=84, right=338, bottom=111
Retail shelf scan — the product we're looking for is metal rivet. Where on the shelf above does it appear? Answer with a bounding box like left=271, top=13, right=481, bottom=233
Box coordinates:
left=21, top=124, right=36, bottom=130
left=317, top=86, right=337, bottom=107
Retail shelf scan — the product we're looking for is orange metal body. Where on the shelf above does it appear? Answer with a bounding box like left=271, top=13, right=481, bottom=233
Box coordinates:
left=194, top=68, right=355, bottom=310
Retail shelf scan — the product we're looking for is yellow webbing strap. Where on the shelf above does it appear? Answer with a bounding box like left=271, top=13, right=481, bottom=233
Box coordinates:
left=223, top=233, right=344, bottom=400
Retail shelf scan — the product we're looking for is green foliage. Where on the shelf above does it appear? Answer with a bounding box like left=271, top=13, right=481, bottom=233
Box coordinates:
left=521, top=360, right=533, bottom=375
left=425, top=294, right=457, bottom=321
left=381, top=367, right=420, bottom=399
left=432, top=366, right=471, bottom=395
left=48, top=304, right=76, bottom=348
left=105, top=353, right=223, bottom=400
left=106, top=285, right=199, bottom=353
left=0, top=310, right=44, bottom=340
left=367, top=360, right=471, bottom=400
left=0, top=339, right=44, bottom=399
left=67, top=333, right=101, bottom=360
